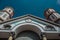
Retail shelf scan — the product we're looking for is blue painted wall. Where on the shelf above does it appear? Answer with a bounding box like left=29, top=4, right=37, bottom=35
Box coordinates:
left=0, top=0, right=60, bottom=18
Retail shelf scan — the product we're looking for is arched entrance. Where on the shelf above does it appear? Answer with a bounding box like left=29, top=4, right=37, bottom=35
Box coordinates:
left=15, top=30, right=40, bottom=40
left=14, top=24, right=42, bottom=40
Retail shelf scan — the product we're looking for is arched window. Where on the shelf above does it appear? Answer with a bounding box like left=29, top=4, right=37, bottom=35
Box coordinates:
left=45, top=25, right=56, bottom=31
left=4, top=24, right=11, bottom=29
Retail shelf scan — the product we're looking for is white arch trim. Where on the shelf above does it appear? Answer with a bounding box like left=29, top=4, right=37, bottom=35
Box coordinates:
left=12, top=23, right=44, bottom=32
left=11, top=22, right=45, bottom=38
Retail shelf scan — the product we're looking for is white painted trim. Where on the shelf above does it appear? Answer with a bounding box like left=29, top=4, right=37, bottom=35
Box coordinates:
left=12, top=23, right=44, bottom=32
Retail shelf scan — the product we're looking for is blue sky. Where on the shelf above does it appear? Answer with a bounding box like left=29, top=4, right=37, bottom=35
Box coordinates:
left=0, top=0, right=60, bottom=18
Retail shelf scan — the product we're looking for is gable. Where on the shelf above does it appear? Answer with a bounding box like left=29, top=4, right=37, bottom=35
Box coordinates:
left=0, top=14, right=60, bottom=27
left=0, top=14, right=60, bottom=33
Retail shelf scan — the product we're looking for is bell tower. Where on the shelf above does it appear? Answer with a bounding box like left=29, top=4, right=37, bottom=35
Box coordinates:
left=44, top=8, right=60, bottom=24
left=3, top=7, right=14, bottom=18
left=0, top=7, right=14, bottom=22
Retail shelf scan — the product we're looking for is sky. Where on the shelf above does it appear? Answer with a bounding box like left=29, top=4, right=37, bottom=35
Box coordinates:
left=57, top=0, right=60, bottom=4
left=0, top=0, right=60, bottom=18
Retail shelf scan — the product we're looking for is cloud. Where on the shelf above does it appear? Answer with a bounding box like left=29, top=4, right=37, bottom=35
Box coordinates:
left=57, top=0, right=60, bottom=4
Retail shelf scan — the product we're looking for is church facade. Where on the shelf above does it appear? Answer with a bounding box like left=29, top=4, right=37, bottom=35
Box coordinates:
left=0, top=14, right=60, bottom=40
left=0, top=7, right=60, bottom=40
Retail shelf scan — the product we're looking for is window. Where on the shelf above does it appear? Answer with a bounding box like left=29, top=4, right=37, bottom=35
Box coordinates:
left=3, top=14, right=7, bottom=18
left=52, top=14, right=57, bottom=19
left=49, top=14, right=57, bottom=21
left=45, top=25, right=56, bottom=31
left=4, top=24, right=11, bottom=29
